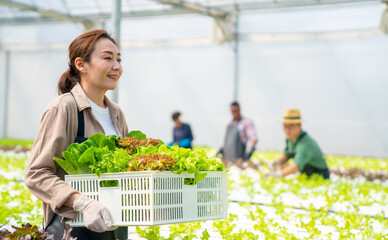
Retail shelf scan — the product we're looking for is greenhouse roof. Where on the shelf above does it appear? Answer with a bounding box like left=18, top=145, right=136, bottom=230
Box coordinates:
left=0, top=0, right=378, bottom=28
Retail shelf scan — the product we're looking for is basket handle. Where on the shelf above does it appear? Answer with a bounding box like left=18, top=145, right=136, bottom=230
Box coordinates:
left=184, top=178, right=197, bottom=186
left=99, top=179, right=120, bottom=188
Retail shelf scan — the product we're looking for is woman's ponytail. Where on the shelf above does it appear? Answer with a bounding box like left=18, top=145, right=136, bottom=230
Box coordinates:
left=57, top=66, right=79, bottom=95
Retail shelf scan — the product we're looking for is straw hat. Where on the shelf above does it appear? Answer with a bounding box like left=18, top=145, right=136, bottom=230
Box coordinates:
left=281, top=109, right=304, bottom=124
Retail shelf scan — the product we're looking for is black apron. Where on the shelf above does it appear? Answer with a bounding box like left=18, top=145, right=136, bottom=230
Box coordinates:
left=223, top=121, right=246, bottom=162
left=45, top=93, right=127, bottom=240
left=302, top=164, right=330, bottom=179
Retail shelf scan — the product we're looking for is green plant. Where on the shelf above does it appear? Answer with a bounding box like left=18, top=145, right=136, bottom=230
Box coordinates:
left=0, top=176, right=42, bottom=226
left=55, top=131, right=225, bottom=184
left=0, top=139, right=34, bottom=148
left=0, top=223, right=53, bottom=239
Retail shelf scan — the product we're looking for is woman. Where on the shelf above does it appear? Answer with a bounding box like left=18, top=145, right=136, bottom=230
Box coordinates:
left=171, top=111, right=194, bottom=149
left=25, top=30, right=128, bottom=240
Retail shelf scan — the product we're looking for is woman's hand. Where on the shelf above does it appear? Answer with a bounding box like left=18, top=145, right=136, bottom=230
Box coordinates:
left=73, top=195, right=117, bottom=232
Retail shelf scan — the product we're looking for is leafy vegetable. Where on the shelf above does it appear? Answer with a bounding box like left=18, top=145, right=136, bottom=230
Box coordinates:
left=0, top=223, right=76, bottom=240
left=83, top=133, right=119, bottom=151
left=90, top=147, right=132, bottom=177
left=127, top=130, right=147, bottom=140
left=54, top=131, right=225, bottom=183
left=54, top=144, right=91, bottom=174
left=117, top=136, right=160, bottom=155
left=0, top=175, right=43, bottom=227
left=127, top=144, right=225, bottom=182
left=167, top=145, right=224, bottom=182
left=54, top=133, right=122, bottom=174
left=0, top=139, right=34, bottom=148
left=136, top=226, right=164, bottom=240
left=1, top=147, right=388, bottom=238
left=125, top=154, right=176, bottom=171
left=0, top=223, right=54, bottom=240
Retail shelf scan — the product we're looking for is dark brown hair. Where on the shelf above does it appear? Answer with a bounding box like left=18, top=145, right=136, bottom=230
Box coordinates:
left=172, top=111, right=181, bottom=120
left=231, top=101, right=240, bottom=107
left=57, top=29, right=117, bottom=95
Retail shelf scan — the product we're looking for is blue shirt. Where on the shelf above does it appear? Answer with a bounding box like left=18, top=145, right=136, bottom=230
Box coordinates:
left=173, top=123, right=194, bottom=148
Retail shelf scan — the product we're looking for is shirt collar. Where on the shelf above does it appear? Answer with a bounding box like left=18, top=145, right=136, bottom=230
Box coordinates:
left=231, top=116, right=244, bottom=124
left=70, top=83, right=91, bottom=111
left=293, top=131, right=307, bottom=143
left=70, top=83, right=118, bottom=117
left=104, top=95, right=118, bottom=117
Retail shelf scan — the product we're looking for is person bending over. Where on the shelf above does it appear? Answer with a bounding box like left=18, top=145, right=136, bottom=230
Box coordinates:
left=267, top=109, right=330, bottom=179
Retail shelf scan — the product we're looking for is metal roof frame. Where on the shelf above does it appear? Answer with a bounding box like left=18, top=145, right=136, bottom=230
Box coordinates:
left=0, top=0, right=378, bottom=26
left=0, top=0, right=382, bottom=103
left=0, top=0, right=95, bottom=29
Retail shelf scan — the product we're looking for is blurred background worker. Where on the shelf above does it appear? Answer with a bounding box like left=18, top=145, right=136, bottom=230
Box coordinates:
left=169, top=111, right=194, bottom=149
left=218, top=101, right=258, bottom=169
left=267, top=109, right=330, bottom=179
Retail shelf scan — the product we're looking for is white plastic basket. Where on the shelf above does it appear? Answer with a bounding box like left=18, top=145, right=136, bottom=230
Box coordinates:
left=65, top=171, right=227, bottom=226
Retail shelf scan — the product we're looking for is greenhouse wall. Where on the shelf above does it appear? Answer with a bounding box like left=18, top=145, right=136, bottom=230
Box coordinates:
left=0, top=51, right=6, bottom=138
left=238, top=38, right=388, bottom=158
left=0, top=2, right=387, bottom=158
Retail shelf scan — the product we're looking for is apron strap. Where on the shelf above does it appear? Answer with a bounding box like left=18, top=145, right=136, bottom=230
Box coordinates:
left=70, top=92, right=86, bottom=143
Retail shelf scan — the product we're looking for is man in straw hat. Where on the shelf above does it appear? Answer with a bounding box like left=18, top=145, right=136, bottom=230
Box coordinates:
left=267, top=109, right=330, bottom=179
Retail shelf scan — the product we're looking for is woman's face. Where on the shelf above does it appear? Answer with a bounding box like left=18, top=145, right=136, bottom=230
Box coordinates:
left=82, top=38, right=122, bottom=92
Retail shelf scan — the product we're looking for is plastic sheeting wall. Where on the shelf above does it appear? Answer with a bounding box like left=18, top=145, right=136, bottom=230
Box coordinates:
left=238, top=38, right=388, bottom=158
left=118, top=38, right=388, bottom=158
left=119, top=45, right=234, bottom=147
left=3, top=38, right=386, bottom=157
left=0, top=2, right=387, bottom=157
left=0, top=51, right=6, bottom=138
left=5, top=50, right=67, bottom=139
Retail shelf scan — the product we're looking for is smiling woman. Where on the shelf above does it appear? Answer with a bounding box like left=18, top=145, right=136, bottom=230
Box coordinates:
left=76, top=38, right=123, bottom=107
left=24, top=29, right=129, bottom=240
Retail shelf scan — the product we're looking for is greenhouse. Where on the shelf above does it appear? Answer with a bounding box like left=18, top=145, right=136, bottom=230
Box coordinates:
left=0, top=0, right=387, bottom=239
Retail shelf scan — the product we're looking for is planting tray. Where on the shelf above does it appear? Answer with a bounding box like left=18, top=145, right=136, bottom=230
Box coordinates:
left=65, top=171, right=227, bottom=226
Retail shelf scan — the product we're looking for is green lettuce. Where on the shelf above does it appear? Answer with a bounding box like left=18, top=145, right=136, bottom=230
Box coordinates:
left=129, top=144, right=225, bottom=183
left=54, top=133, right=121, bottom=174
left=54, top=131, right=225, bottom=184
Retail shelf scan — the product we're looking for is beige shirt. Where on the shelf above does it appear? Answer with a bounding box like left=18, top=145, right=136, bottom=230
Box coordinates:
left=24, top=83, right=129, bottom=227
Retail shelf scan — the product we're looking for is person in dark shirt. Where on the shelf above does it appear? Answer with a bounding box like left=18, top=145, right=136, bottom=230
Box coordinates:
left=170, top=111, right=194, bottom=149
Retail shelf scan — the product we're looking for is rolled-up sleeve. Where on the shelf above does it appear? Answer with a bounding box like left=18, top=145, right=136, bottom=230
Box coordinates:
left=25, top=105, right=78, bottom=221
left=245, top=119, right=257, bottom=142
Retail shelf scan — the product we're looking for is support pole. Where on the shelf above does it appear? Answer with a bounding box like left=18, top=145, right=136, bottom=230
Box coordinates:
left=2, top=51, right=10, bottom=138
left=111, top=0, right=121, bottom=103
left=233, top=8, right=239, bottom=101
